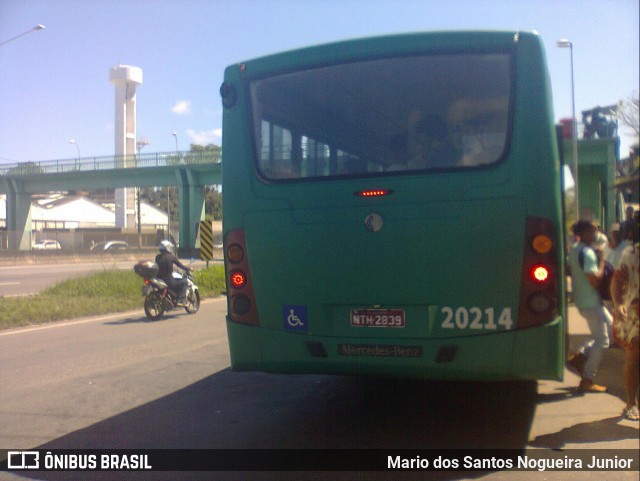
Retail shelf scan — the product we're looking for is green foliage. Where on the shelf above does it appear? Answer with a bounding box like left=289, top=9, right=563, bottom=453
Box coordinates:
left=0, top=266, right=226, bottom=330
left=43, top=269, right=142, bottom=298
left=194, top=264, right=226, bottom=297
left=7, top=161, right=45, bottom=176
left=204, top=186, right=222, bottom=220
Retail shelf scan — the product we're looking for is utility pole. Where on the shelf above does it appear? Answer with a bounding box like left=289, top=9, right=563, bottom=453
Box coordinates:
left=136, top=139, right=150, bottom=248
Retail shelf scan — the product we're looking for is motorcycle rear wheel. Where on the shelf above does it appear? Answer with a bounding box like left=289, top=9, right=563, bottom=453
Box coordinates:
left=144, top=292, right=165, bottom=321
left=184, top=289, right=200, bottom=314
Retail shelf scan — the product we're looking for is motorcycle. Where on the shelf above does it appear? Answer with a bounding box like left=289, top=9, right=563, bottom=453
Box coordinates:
left=134, top=261, right=200, bottom=321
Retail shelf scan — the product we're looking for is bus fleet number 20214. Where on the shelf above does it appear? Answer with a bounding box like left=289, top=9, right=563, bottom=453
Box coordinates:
left=440, top=307, right=514, bottom=330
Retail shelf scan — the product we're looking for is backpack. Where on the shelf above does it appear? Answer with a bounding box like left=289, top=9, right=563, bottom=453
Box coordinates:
left=579, top=246, right=614, bottom=301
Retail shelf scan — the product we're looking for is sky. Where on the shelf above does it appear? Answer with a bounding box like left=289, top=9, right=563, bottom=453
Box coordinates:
left=0, top=0, right=638, bottom=165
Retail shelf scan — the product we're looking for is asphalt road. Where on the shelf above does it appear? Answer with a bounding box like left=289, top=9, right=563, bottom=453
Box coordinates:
left=0, top=258, right=212, bottom=297
left=0, top=261, right=135, bottom=297
left=0, top=301, right=637, bottom=481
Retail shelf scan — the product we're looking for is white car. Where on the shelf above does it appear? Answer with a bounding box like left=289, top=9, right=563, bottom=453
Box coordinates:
left=32, top=240, right=62, bottom=250
left=90, top=240, right=129, bottom=252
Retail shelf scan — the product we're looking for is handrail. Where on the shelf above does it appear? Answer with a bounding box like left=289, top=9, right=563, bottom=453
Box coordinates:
left=0, top=150, right=221, bottom=177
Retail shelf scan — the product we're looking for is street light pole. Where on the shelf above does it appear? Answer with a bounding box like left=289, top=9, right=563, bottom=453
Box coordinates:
left=69, top=139, right=80, bottom=170
left=557, top=38, right=579, bottom=220
left=0, top=24, right=45, bottom=47
left=136, top=139, right=150, bottom=248
left=168, top=132, right=178, bottom=240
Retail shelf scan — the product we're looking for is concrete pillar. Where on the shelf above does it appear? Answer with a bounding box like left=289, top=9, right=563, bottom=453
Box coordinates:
left=3, top=178, right=32, bottom=251
left=109, top=65, right=142, bottom=229
left=177, top=167, right=206, bottom=256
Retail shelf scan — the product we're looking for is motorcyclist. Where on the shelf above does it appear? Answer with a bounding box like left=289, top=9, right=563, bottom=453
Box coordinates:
left=155, top=240, right=192, bottom=305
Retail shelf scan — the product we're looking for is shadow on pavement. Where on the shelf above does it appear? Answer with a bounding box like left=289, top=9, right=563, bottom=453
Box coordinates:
left=6, top=372, right=537, bottom=481
left=3, top=332, right=632, bottom=481
left=529, top=416, right=639, bottom=449
left=103, top=311, right=185, bottom=326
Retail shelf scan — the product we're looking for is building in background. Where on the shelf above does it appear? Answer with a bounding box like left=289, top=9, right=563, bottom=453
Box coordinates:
left=0, top=193, right=168, bottom=250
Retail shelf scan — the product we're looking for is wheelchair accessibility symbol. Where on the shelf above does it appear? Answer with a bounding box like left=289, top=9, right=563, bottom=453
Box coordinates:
left=287, top=310, right=303, bottom=326
left=283, top=305, right=308, bottom=332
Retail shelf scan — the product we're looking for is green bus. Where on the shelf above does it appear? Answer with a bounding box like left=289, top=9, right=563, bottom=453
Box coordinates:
left=221, top=31, right=566, bottom=381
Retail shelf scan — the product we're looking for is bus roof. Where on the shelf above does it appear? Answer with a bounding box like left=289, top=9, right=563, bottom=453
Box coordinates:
left=228, top=30, right=542, bottom=75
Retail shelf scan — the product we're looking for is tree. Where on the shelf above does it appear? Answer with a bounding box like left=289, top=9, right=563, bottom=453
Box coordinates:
left=190, top=143, right=221, bottom=155
left=188, top=143, right=222, bottom=164
left=7, top=161, right=44, bottom=176
left=205, top=185, right=222, bottom=220
left=618, top=92, right=639, bottom=136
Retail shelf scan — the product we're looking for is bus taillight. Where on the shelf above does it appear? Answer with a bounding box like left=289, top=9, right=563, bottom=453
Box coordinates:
left=518, top=217, right=559, bottom=328
left=230, top=271, right=247, bottom=288
left=227, top=244, right=245, bottom=263
left=356, top=189, right=393, bottom=197
left=532, top=235, right=553, bottom=254
left=224, top=229, right=259, bottom=325
left=530, top=264, right=551, bottom=283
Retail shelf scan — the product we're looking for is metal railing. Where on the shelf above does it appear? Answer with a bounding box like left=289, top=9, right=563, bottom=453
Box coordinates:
left=0, top=150, right=221, bottom=176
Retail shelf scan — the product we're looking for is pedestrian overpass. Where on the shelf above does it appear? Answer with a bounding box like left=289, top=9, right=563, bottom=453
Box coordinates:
left=0, top=151, right=221, bottom=253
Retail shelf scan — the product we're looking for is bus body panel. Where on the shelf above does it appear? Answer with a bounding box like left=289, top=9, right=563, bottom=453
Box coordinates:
left=243, top=195, right=524, bottom=340
left=222, top=31, right=566, bottom=381
left=227, top=316, right=564, bottom=380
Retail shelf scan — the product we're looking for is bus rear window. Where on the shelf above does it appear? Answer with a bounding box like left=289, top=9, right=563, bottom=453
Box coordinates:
left=250, top=53, right=511, bottom=180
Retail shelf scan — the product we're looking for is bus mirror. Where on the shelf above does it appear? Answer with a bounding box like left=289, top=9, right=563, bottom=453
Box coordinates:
left=220, top=82, right=238, bottom=109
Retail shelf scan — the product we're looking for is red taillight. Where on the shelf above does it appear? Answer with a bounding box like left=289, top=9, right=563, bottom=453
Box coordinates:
left=356, top=189, right=393, bottom=198
left=518, top=217, right=560, bottom=328
left=230, top=271, right=247, bottom=288
left=224, top=229, right=259, bottom=325
left=144, top=279, right=150, bottom=285
left=530, top=264, right=551, bottom=283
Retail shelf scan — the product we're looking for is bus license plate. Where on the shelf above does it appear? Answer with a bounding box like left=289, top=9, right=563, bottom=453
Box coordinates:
left=350, top=309, right=405, bottom=328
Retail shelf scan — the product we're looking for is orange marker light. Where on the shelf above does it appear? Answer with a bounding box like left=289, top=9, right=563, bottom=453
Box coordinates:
left=227, top=244, right=245, bottom=263
left=532, top=235, right=553, bottom=254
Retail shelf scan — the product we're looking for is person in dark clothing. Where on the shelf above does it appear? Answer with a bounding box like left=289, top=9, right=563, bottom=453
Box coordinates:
left=621, top=207, right=639, bottom=244
left=155, top=240, right=192, bottom=304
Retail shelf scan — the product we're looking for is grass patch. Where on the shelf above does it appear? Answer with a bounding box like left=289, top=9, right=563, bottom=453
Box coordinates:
left=0, top=265, right=226, bottom=330
left=193, top=264, right=227, bottom=298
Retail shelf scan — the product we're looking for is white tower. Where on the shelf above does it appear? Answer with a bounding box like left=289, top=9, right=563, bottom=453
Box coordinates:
left=109, top=65, right=143, bottom=228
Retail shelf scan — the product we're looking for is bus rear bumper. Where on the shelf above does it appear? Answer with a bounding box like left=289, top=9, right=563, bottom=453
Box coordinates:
left=226, top=316, right=564, bottom=381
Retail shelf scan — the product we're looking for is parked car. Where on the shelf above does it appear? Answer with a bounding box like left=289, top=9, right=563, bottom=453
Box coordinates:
left=91, top=240, right=129, bottom=252
left=32, top=240, right=62, bottom=250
